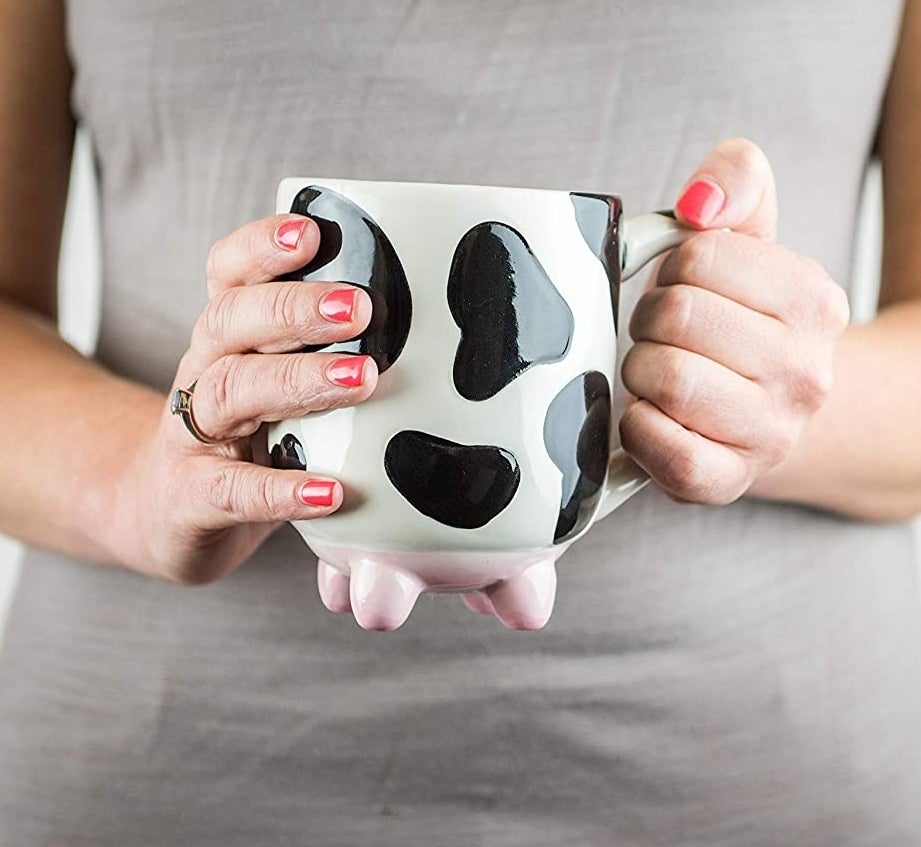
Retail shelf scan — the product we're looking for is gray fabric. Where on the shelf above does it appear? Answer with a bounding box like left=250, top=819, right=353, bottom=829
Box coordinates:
left=2, top=1, right=920, bottom=844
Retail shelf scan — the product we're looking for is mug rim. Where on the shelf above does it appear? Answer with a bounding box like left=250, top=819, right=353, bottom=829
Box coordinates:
left=277, top=175, right=621, bottom=202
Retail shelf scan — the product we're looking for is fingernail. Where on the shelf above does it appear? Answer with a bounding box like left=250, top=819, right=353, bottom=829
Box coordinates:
left=318, top=288, right=358, bottom=323
left=675, top=179, right=726, bottom=227
left=299, top=479, right=336, bottom=507
left=275, top=218, right=309, bottom=251
left=327, top=356, right=368, bottom=388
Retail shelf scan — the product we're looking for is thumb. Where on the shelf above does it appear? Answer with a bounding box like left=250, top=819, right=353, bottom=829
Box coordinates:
left=674, top=138, right=777, bottom=241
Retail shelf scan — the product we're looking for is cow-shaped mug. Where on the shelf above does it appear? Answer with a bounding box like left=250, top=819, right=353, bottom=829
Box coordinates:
left=268, top=177, right=694, bottom=631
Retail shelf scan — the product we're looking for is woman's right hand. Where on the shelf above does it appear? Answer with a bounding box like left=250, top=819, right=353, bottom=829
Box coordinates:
left=111, top=214, right=378, bottom=585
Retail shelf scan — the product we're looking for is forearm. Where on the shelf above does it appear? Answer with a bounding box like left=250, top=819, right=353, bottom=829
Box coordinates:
left=0, top=296, right=163, bottom=564
left=747, top=299, right=921, bottom=521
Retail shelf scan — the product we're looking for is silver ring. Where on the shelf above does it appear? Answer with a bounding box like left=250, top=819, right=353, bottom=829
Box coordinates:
left=169, top=380, right=221, bottom=445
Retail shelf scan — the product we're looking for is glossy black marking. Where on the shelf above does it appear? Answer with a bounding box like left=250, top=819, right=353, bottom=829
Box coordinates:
left=384, top=430, right=520, bottom=529
left=570, top=193, right=623, bottom=329
left=286, top=186, right=412, bottom=372
left=448, top=222, right=572, bottom=401
left=543, top=371, right=611, bottom=544
left=270, top=433, right=308, bottom=471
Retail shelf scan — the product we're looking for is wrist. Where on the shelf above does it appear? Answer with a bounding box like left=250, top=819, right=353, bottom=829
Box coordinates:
left=745, top=454, right=803, bottom=503
left=75, top=378, right=165, bottom=570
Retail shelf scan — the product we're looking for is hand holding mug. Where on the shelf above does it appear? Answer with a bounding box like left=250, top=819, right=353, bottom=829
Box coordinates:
left=621, top=138, right=850, bottom=505
left=113, top=214, right=377, bottom=586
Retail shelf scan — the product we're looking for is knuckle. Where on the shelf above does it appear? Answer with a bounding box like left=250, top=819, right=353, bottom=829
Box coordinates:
left=788, top=358, right=833, bottom=412
left=204, top=354, right=245, bottom=422
left=619, top=347, right=641, bottom=394
left=817, top=278, right=850, bottom=331
left=718, top=137, right=771, bottom=178
left=661, top=442, right=710, bottom=498
left=267, top=282, right=304, bottom=335
left=832, top=285, right=851, bottom=329
left=674, top=230, right=720, bottom=283
left=655, top=285, right=694, bottom=342
left=805, top=364, right=834, bottom=409
left=252, top=471, right=277, bottom=517
left=740, top=138, right=769, bottom=171
left=797, top=258, right=849, bottom=330
left=206, top=464, right=245, bottom=518
left=618, top=403, right=645, bottom=453
left=657, top=348, right=694, bottom=412
left=205, top=238, right=227, bottom=287
left=276, top=353, right=311, bottom=407
left=663, top=443, right=749, bottom=505
left=194, top=290, right=233, bottom=347
left=204, top=464, right=279, bottom=524
left=766, top=422, right=800, bottom=466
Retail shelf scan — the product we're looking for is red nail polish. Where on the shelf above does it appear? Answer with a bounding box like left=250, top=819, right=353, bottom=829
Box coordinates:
left=319, top=288, right=358, bottom=323
left=299, top=479, right=336, bottom=507
left=275, top=219, right=308, bottom=251
left=675, top=180, right=726, bottom=227
left=327, top=356, right=368, bottom=387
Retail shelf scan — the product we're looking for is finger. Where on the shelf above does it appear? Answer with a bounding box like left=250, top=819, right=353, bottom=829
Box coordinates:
left=656, top=230, right=850, bottom=331
left=628, top=283, right=788, bottom=381
left=192, top=457, right=344, bottom=529
left=674, top=137, right=778, bottom=240
left=205, top=214, right=321, bottom=297
left=621, top=341, right=773, bottom=448
left=619, top=399, right=750, bottom=505
left=186, top=281, right=374, bottom=373
left=188, top=352, right=378, bottom=442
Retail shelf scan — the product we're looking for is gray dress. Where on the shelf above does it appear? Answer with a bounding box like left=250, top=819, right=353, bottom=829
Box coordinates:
left=2, top=2, right=920, bottom=844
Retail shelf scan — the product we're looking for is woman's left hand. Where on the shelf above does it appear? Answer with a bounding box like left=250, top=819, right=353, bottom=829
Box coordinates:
left=620, top=138, right=851, bottom=504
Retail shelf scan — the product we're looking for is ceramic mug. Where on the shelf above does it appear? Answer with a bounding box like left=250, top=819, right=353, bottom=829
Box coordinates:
left=268, top=177, right=693, bottom=631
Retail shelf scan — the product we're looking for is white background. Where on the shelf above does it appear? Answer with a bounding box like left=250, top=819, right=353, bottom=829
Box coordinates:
left=0, top=139, right=916, bottom=641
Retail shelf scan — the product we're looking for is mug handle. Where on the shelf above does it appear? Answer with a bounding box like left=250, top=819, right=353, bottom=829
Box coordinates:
left=595, top=210, right=696, bottom=522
